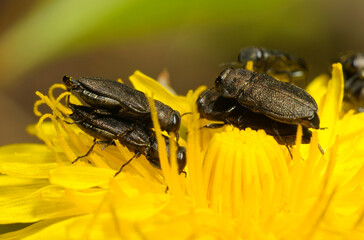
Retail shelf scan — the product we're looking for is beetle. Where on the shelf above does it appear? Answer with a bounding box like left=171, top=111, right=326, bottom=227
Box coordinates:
left=214, top=68, right=320, bottom=129
left=63, top=76, right=181, bottom=134
left=237, top=46, right=308, bottom=83
left=335, top=52, right=364, bottom=111
left=337, top=51, right=364, bottom=79
left=68, top=104, right=186, bottom=175
left=197, top=88, right=312, bottom=145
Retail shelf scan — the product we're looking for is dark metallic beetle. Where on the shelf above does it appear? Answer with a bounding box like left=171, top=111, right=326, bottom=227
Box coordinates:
left=214, top=68, right=320, bottom=129
left=335, top=52, right=364, bottom=111
left=197, top=88, right=312, bottom=145
left=237, top=46, right=308, bottom=83
left=68, top=104, right=186, bottom=175
left=63, top=76, right=181, bottom=134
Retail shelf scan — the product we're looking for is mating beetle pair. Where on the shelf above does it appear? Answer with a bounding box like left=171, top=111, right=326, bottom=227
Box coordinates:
left=63, top=76, right=185, bottom=175
left=63, top=76, right=181, bottom=134
left=215, top=67, right=320, bottom=130
left=197, top=88, right=313, bottom=145
left=198, top=47, right=320, bottom=146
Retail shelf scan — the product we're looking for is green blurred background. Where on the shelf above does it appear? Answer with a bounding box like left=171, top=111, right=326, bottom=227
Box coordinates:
left=0, top=0, right=363, bottom=146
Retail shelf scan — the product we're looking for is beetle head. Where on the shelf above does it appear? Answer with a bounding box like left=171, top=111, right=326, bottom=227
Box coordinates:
left=62, top=75, right=81, bottom=92
left=238, top=47, right=264, bottom=65
left=215, top=68, right=244, bottom=98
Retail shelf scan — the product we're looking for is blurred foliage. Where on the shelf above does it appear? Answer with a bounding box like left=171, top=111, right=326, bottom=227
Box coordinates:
left=0, top=0, right=327, bottom=87
left=3, top=0, right=364, bottom=149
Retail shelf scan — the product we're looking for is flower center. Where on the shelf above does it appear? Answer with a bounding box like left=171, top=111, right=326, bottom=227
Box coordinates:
left=202, top=127, right=289, bottom=219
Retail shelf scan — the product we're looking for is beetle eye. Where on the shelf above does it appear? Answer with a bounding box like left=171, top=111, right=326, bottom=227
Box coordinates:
left=215, top=75, right=222, bottom=91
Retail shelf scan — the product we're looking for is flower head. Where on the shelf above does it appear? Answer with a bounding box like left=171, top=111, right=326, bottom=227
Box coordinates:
left=0, top=64, right=364, bottom=239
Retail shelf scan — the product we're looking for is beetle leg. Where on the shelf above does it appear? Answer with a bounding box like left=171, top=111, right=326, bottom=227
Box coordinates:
left=236, top=115, right=248, bottom=130
left=180, top=170, right=187, bottom=177
left=114, top=152, right=141, bottom=177
left=201, top=123, right=225, bottom=129
left=101, top=139, right=115, bottom=151
left=100, top=127, right=135, bottom=151
left=318, top=144, right=325, bottom=155
left=271, top=121, right=284, bottom=143
left=66, top=94, right=70, bottom=107
left=215, top=105, right=237, bottom=128
left=223, top=105, right=236, bottom=118
left=72, top=138, right=109, bottom=164
left=285, top=144, right=293, bottom=159
left=270, top=121, right=293, bottom=158
left=181, top=112, right=192, bottom=117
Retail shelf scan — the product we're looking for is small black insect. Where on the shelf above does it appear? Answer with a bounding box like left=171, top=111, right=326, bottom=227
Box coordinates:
left=335, top=52, right=364, bottom=111
left=63, top=76, right=181, bottom=134
left=237, top=46, right=308, bottom=83
left=197, top=88, right=312, bottom=145
left=214, top=68, right=320, bottom=129
left=68, top=104, right=186, bottom=175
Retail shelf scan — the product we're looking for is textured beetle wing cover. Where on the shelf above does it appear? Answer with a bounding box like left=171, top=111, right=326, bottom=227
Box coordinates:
left=85, top=114, right=151, bottom=150
left=69, top=104, right=150, bottom=151
left=239, top=74, right=318, bottom=121
left=79, top=77, right=151, bottom=114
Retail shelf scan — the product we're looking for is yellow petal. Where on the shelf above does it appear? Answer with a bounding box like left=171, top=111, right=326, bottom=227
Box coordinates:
left=0, top=185, right=86, bottom=224
left=0, top=144, right=59, bottom=178
left=129, top=70, right=190, bottom=114
left=0, top=217, right=71, bottom=240
left=3, top=67, right=361, bottom=239
left=305, top=73, right=330, bottom=109
left=4, top=197, right=235, bottom=239
left=0, top=175, right=49, bottom=201
left=318, top=63, right=344, bottom=149
left=26, top=122, right=57, bottom=139
left=49, top=166, right=114, bottom=190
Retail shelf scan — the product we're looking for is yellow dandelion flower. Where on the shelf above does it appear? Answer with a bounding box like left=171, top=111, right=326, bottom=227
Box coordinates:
left=0, top=64, right=364, bottom=239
